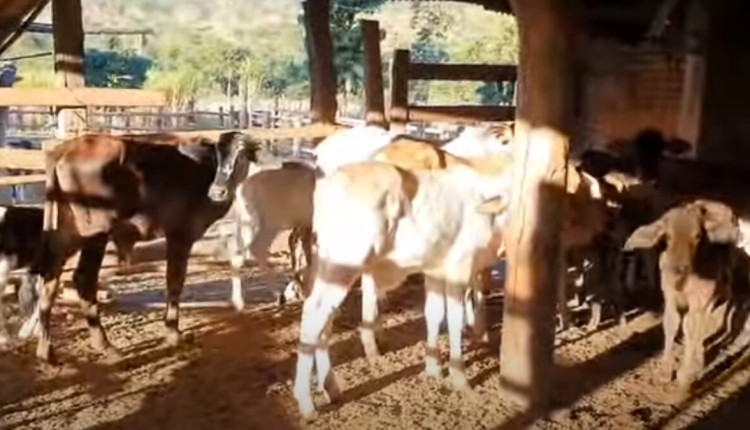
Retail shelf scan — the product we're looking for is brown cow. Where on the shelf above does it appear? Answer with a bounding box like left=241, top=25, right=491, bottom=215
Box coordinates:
left=26, top=131, right=260, bottom=363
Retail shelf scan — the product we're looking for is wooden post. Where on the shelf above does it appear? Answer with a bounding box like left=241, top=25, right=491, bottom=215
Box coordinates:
left=696, top=0, right=750, bottom=166
left=499, top=0, right=578, bottom=410
left=389, top=49, right=410, bottom=133
left=362, top=20, right=387, bottom=128
left=0, top=65, right=16, bottom=147
left=52, top=0, right=86, bottom=139
left=302, top=0, right=338, bottom=125
left=676, top=0, right=707, bottom=154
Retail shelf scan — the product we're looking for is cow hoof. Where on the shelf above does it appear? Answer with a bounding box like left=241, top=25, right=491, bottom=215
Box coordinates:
left=676, top=369, right=698, bottom=389
left=36, top=344, right=57, bottom=364
left=323, top=375, right=343, bottom=404
left=276, top=293, right=287, bottom=307
left=424, top=362, right=442, bottom=379
left=231, top=297, right=245, bottom=312
left=585, top=319, right=599, bottom=333
left=363, top=344, right=381, bottom=360
left=297, top=398, right=318, bottom=422
left=164, top=330, right=183, bottom=348
left=450, top=373, right=472, bottom=392
left=0, top=336, right=12, bottom=351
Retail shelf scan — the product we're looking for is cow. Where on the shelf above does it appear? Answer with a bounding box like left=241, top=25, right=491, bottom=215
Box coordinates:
left=624, top=200, right=744, bottom=387
left=292, top=152, right=511, bottom=419
left=23, top=131, right=261, bottom=363
left=208, top=156, right=316, bottom=310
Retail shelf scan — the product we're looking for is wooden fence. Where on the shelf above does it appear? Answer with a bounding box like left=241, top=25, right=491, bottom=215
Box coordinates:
left=388, top=48, right=518, bottom=131
left=5, top=107, right=312, bottom=135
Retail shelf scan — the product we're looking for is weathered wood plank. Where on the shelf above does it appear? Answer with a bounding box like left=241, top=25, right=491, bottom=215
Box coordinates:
left=362, top=19, right=387, bottom=128
left=0, top=88, right=167, bottom=107
left=407, top=105, right=515, bottom=123
left=388, top=49, right=410, bottom=133
left=409, top=63, right=518, bottom=82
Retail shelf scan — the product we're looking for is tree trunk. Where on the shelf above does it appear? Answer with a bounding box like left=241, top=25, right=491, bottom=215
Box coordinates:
left=240, top=75, right=250, bottom=128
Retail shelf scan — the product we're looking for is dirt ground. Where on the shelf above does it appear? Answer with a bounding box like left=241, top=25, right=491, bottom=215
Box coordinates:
left=3, top=225, right=750, bottom=430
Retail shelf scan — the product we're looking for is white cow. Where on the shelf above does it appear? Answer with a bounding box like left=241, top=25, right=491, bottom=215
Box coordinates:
left=293, top=152, right=511, bottom=419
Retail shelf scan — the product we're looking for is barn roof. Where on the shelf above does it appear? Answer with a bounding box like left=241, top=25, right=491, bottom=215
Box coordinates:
left=0, top=0, right=49, bottom=55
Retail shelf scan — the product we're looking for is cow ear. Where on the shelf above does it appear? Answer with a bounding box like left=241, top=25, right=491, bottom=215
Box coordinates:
left=477, top=196, right=508, bottom=215
left=697, top=200, right=740, bottom=243
left=624, top=220, right=664, bottom=250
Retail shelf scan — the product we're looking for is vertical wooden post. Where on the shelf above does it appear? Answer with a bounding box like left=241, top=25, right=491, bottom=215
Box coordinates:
left=0, top=65, right=16, bottom=147
left=389, top=49, right=410, bottom=133
left=303, top=0, right=338, bottom=125
left=499, top=0, right=578, bottom=410
left=362, top=19, right=387, bottom=128
left=52, top=0, right=86, bottom=139
left=676, top=0, right=707, bottom=155
left=696, top=0, right=750, bottom=166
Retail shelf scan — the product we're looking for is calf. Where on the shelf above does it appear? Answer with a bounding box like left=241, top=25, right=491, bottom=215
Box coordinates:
left=624, top=200, right=741, bottom=387
left=209, top=156, right=316, bottom=310
left=26, top=132, right=260, bottom=362
left=293, top=154, right=511, bottom=419
left=0, top=206, right=42, bottom=348
left=0, top=206, right=137, bottom=348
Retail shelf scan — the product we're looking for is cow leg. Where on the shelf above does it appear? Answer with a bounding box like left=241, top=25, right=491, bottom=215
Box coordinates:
left=660, top=290, right=680, bottom=381
left=284, top=226, right=314, bottom=302
left=557, top=255, right=572, bottom=332
left=360, top=273, right=381, bottom=359
left=229, top=221, right=246, bottom=311
left=75, top=233, right=118, bottom=358
left=112, top=227, right=137, bottom=274
left=293, top=274, right=351, bottom=420
left=677, top=308, right=706, bottom=388
left=247, top=229, right=281, bottom=305
left=36, top=273, right=62, bottom=362
left=164, top=238, right=192, bottom=347
left=466, top=270, right=489, bottom=344
left=446, top=283, right=470, bottom=391
left=424, top=276, right=446, bottom=378
left=613, top=251, right=629, bottom=328
left=0, top=255, right=14, bottom=349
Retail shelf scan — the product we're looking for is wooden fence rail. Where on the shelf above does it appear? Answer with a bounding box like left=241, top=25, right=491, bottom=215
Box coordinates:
left=388, top=48, right=518, bottom=131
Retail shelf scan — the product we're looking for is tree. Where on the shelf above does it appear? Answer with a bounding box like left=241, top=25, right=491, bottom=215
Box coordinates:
left=408, top=2, right=452, bottom=104
left=84, top=49, right=153, bottom=88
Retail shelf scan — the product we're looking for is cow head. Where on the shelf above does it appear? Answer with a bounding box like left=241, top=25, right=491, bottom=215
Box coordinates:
left=624, top=200, right=739, bottom=276
left=208, top=132, right=262, bottom=203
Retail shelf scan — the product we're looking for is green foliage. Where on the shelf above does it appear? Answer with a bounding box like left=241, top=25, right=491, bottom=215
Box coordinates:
left=4, top=0, right=519, bottom=110
left=84, top=49, right=152, bottom=88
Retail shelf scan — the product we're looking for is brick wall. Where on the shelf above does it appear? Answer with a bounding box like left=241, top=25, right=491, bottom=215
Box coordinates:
left=576, top=37, right=686, bottom=153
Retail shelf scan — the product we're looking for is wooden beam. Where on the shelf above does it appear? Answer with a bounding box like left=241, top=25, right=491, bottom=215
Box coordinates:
left=303, top=0, right=338, bottom=125
left=676, top=0, right=707, bottom=154
left=696, top=0, right=750, bottom=166
left=0, top=148, right=46, bottom=170
left=52, top=0, right=85, bottom=139
left=388, top=49, right=410, bottom=133
left=409, top=63, right=518, bottom=82
left=39, top=123, right=349, bottom=151
left=361, top=20, right=387, bottom=128
left=406, top=105, right=515, bottom=123
left=0, top=88, right=167, bottom=107
left=0, top=174, right=46, bottom=186
left=499, top=0, right=578, bottom=410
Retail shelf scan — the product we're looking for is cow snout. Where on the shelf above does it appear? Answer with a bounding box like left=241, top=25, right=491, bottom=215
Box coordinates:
left=663, top=263, right=691, bottom=276
left=208, top=184, right=230, bottom=202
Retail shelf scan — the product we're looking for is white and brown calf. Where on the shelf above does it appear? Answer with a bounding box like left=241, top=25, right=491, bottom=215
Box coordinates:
left=624, top=200, right=742, bottom=387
